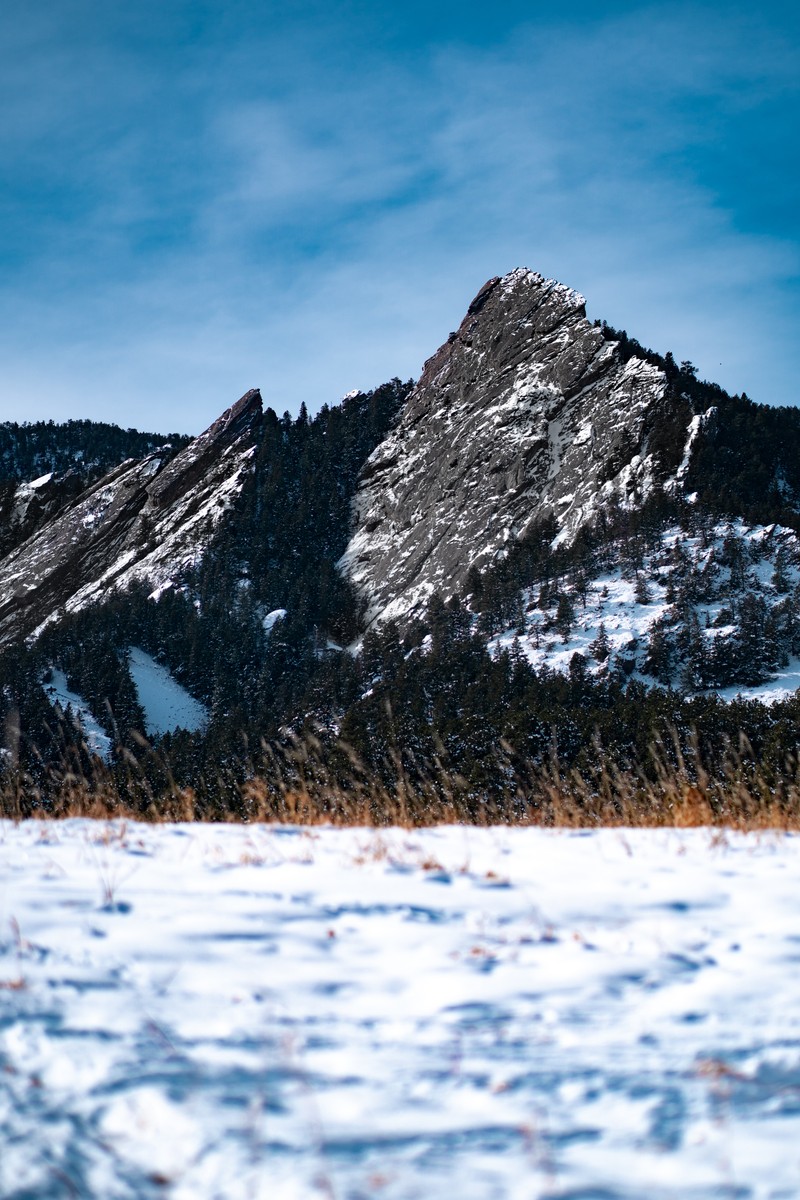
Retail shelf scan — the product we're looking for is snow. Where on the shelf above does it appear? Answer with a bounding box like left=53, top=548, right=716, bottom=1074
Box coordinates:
left=546, top=416, right=565, bottom=480
left=2, top=820, right=800, bottom=1198
left=10, top=473, right=55, bottom=528
left=147, top=579, right=174, bottom=602
left=140, top=456, right=162, bottom=478
left=673, top=408, right=716, bottom=488
left=489, top=521, right=800, bottom=704
left=715, top=666, right=800, bottom=705
left=574, top=418, right=592, bottom=446
left=127, top=647, right=208, bottom=736
left=28, top=472, right=53, bottom=490
left=490, top=567, right=669, bottom=678
left=501, top=268, right=586, bottom=313
left=676, top=416, right=699, bottom=481
left=41, top=668, right=113, bottom=761
left=262, top=607, right=287, bottom=635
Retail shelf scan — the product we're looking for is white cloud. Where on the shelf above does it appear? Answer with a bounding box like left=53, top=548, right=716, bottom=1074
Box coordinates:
left=0, top=3, right=797, bottom=430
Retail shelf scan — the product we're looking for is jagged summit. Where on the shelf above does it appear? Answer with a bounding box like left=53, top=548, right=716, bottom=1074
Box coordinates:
left=0, top=389, right=262, bottom=644
left=339, top=268, right=680, bottom=626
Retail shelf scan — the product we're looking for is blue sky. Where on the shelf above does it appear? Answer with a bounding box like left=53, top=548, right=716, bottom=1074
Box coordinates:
left=0, top=0, right=798, bottom=433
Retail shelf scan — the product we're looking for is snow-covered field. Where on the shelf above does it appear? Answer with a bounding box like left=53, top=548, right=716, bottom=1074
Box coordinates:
left=2, top=821, right=800, bottom=1199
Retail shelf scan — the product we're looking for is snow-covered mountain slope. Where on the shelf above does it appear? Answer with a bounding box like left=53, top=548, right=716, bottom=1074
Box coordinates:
left=0, top=389, right=262, bottom=645
left=486, top=519, right=800, bottom=703
left=340, top=269, right=685, bottom=625
left=128, top=647, right=208, bottom=736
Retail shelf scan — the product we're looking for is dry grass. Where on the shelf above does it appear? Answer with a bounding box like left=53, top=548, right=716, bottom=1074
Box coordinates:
left=3, top=727, right=800, bottom=830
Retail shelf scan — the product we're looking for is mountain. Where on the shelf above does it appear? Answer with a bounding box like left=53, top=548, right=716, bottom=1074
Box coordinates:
left=341, top=269, right=683, bottom=626
left=0, top=389, right=261, bottom=645
left=3, top=268, right=800, bottom=810
left=340, top=269, right=800, bottom=631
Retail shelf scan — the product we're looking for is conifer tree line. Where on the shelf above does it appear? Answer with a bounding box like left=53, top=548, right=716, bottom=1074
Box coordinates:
left=0, top=418, right=189, bottom=485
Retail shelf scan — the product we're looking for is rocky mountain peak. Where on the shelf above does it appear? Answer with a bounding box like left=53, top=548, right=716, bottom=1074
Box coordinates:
left=340, top=268, right=677, bottom=626
left=0, top=389, right=262, bottom=644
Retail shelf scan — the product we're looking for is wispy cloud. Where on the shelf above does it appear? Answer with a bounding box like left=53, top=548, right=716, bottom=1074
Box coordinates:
left=0, top=2, right=797, bottom=430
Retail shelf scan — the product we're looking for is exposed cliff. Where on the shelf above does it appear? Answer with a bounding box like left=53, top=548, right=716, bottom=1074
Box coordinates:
left=339, top=269, right=691, bottom=625
left=0, top=389, right=262, bottom=644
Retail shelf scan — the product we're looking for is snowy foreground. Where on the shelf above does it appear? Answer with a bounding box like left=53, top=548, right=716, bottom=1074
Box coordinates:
left=2, top=823, right=800, bottom=1199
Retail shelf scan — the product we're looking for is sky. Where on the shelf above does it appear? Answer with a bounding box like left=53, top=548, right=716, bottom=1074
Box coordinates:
left=0, top=0, right=798, bottom=434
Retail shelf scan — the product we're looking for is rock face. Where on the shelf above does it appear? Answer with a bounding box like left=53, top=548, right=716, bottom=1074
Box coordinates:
left=0, top=473, right=71, bottom=558
left=0, top=389, right=262, bottom=644
left=340, top=269, right=684, bottom=625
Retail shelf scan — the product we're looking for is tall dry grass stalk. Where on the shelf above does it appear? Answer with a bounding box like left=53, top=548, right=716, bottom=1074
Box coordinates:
left=2, top=726, right=800, bottom=829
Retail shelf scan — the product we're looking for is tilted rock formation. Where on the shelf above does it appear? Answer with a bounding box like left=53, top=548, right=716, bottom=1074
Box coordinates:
left=0, top=473, right=76, bottom=559
left=340, top=269, right=688, bottom=625
left=0, top=389, right=262, bottom=644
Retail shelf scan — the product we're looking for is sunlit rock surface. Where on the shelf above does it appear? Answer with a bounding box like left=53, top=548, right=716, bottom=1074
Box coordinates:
left=340, top=269, right=681, bottom=625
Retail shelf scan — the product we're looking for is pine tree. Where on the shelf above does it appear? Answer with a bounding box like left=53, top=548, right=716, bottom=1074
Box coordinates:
left=589, top=622, right=611, bottom=663
left=734, top=591, right=773, bottom=685
left=555, top=593, right=575, bottom=643
left=679, top=609, right=708, bottom=691
left=643, top=622, right=675, bottom=686
left=772, top=546, right=791, bottom=593
left=634, top=573, right=651, bottom=605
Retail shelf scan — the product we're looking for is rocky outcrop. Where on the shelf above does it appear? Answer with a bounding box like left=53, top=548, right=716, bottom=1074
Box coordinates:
left=340, top=269, right=682, bottom=625
left=0, top=474, right=68, bottom=558
left=0, top=389, right=262, bottom=644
